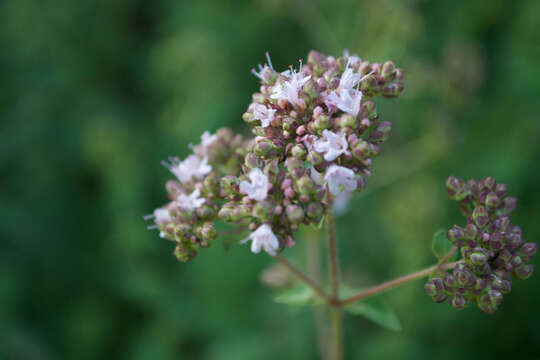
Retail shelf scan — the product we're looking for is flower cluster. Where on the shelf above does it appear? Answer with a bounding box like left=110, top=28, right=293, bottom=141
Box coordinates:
left=147, top=50, right=404, bottom=260
left=425, top=176, right=537, bottom=313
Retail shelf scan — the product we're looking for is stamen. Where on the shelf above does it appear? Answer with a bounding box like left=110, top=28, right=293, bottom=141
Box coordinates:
left=265, top=51, right=273, bottom=69
left=147, top=224, right=158, bottom=230
left=143, top=214, right=155, bottom=221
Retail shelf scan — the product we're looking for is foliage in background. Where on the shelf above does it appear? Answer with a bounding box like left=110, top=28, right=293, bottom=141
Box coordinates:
left=1, top=0, right=539, bottom=359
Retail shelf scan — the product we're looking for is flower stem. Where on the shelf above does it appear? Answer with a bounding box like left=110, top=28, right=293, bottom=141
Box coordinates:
left=330, top=309, right=343, bottom=360
left=339, top=260, right=463, bottom=307
left=274, top=254, right=334, bottom=306
left=306, top=230, right=329, bottom=359
left=326, top=208, right=340, bottom=300
left=325, top=206, right=342, bottom=360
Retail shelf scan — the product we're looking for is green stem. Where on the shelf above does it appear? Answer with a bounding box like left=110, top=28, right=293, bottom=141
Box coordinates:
left=339, top=260, right=463, bottom=307
left=274, top=255, right=334, bottom=306
left=330, top=309, right=343, bottom=360
left=326, top=206, right=342, bottom=360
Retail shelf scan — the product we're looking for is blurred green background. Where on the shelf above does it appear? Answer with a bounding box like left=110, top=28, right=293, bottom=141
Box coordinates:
left=2, top=0, right=540, bottom=359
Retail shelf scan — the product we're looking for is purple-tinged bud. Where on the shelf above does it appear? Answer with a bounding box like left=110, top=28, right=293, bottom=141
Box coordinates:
left=231, top=204, right=251, bottom=221
left=284, top=187, right=296, bottom=198
left=253, top=139, right=278, bottom=158
left=484, top=192, right=500, bottom=209
left=472, top=205, right=489, bottom=228
left=286, top=205, right=305, bottom=224
left=432, top=277, right=444, bottom=291
left=296, top=125, right=306, bottom=136
left=479, top=176, right=496, bottom=191
left=520, top=243, right=538, bottom=261
left=394, top=68, right=404, bottom=80
left=245, top=153, right=263, bottom=170
left=447, top=225, right=465, bottom=246
left=449, top=294, right=467, bottom=310
left=291, top=144, right=307, bottom=158
left=489, top=233, right=504, bottom=251
left=432, top=294, right=447, bottom=303
left=381, top=61, right=396, bottom=79
left=285, top=157, right=305, bottom=179
left=506, top=232, right=524, bottom=250
left=338, top=114, right=356, bottom=128
left=351, top=140, right=370, bottom=160
left=303, top=79, right=320, bottom=100
left=443, top=273, right=457, bottom=290
left=513, top=264, right=534, bottom=280
left=382, top=82, right=404, bottom=98
left=445, top=176, right=468, bottom=201
left=474, top=277, right=487, bottom=291
left=312, top=115, right=330, bottom=131
left=306, top=202, right=324, bottom=220
left=308, top=151, right=324, bottom=166
left=495, top=248, right=512, bottom=267
left=358, top=61, right=371, bottom=76
left=454, top=264, right=473, bottom=286
left=503, top=197, right=518, bottom=214
left=510, top=255, right=524, bottom=269
left=424, top=281, right=438, bottom=296
left=296, top=175, right=313, bottom=196
left=495, top=183, right=507, bottom=198
left=200, top=222, right=217, bottom=246
left=464, top=223, right=478, bottom=241
left=499, top=216, right=510, bottom=231
left=470, top=251, right=488, bottom=266
left=281, top=178, right=292, bottom=190
left=316, top=77, right=328, bottom=90
left=252, top=201, right=273, bottom=221
left=196, top=205, right=215, bottom=220
left=370, top=121, right=392, bottom=144
left=500, top=279, right=512, bottom=294
left=362, top=100, right=377, bottom=118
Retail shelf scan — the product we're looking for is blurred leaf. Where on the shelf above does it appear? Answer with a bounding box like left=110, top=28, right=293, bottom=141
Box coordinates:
left=345, top=297, right=402, bottom=332
left=273, top=284, right=319, bottom=306
left=431, top=229, right=456, bottom=261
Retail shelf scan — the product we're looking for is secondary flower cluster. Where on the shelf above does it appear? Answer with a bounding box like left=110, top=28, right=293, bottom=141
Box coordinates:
left=147, top=50, right=404, bottom=260
left=425, top=176, right=537, bottom=314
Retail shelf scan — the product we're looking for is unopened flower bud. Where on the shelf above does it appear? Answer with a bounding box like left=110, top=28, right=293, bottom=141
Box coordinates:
left=513, top=264, right=534, bottom=280
left=449, top=294, right=467, bottom=310
left=445, top=176, right=468, bottom=201
left=351, top=140, right=370, bottom=160
left=464, top=223, right=478, bottom=241
left=285, top=157, right=305, bottom=179
left=472, top=205, right=489, bottom=228
left=313, top=115, right=330, bottom=131
left=245, top=153, right=263, bottom=170
left=200, top=222, right=217, bottom=246
left=308, top=150, right=324, bottom=166
left=520, top=242, right=538, bottom=261
left=443, top=273, right=457, bottom=290
left=495, top=183, right=507, bottom=198
left=306, top=202, right=324, bottom=220
left=286, top=205, right=305, bottom=224
left=470, top=251, right=488, bottom=266
left=381, top=61, right=396, bottom=79
left=484, top=192, right=500, bottom=209
left=252, top=201, right=274, bottom=221
left=370, top=121, right=392, bottom=144
left=337, top=114, right=356, bottom=129
left=503, top=197, right=517, bottom=214
left=253, top=139, right=278, bottom=157
left=424, top=281, right=439, bottom=296
left=447, top=225, right=465, bottom=246
left=382, top=82, right=404, bottom=98
left=291, top=144, right=307, bottom=158
left=296, top=175, right=313, bottom=196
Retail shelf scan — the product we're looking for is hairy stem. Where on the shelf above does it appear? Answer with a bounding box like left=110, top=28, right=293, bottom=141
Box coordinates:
left=339, top=260, right=463, bottom=307
left=274, top=254, right=334, bottom=306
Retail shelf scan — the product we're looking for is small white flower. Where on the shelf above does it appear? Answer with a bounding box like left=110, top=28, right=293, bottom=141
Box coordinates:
left=245, top=224, right=280, bottom=256
left=200, top=131, right=217, bottom=149
left=343, top=49, right=361, bottom=66
left=252, top=52, right=274, bottom=81
left=310, top=166, right=323, bottom=186
left=326, top=89, right=363, bottom=117
left=176, top=188, right=205, bottom=211
left=252, top=104, right=276, bottom=128
left=239, top=168, right=270, bottom=201
left=338, top=64, right=361, bottom=91
left=313, top=130, right=349, bottom=161
left=270, top=61, right=311, bottom=107
left=333, top=190, right=353, bottom=215
left=324, top=164, right=357, bottom=195
left=164, top=155, right=212, bottom=183
left=154, top=208, right=171, bottom=224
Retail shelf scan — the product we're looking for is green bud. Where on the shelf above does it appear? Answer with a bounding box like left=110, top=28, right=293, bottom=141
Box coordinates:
left=484, top=192, right=500, bottom=209
left=253, top=139, right=278, bottom=158
left=337, top=114, right=356, bottom=128
left=291, top=144, right=307, bottom=159
left=242, top=112, right=255, bottom=124
left=252, top=201, right=273, bottom=221
left=286, top=205, right=305, bottom=224
left=244, top=153, right=263, bottom=170
left=381, top=61, right=396, bottom=78
left=220, top=176, right=239, bottom=196
left=196, top=205, right=215, bottom=220
left=306, top=202, right=324, bottom=221
left=513, top=264, right=534, bottom=280
left=470, top=251, right=487, bottom=266
left=313, top=115, right=330, bottom=131
left=296, top=175, right=313, bottom=196
left=200, top=222, right=217, bottom=247
left=464, top=223, right=478, bottom=241
left=285, top=157, right=305, bottom=179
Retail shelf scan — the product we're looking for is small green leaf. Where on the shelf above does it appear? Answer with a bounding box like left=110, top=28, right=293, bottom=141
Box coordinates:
left=345, top=297, right=402, bottom=331
left=273, top=284, right=318, bottom=306
left=431, top=229, right=455, bottom=261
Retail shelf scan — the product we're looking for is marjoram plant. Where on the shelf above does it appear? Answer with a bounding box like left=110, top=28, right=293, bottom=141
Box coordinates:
left=144, top=50, right=536, bottom=359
